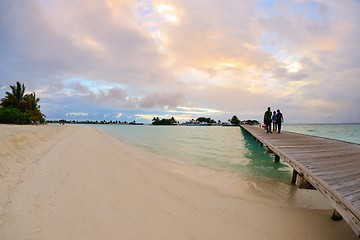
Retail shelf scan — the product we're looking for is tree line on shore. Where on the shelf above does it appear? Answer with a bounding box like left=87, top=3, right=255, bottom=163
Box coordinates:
left=151, top=116, right=259, bottom=126
left=47, top=117, right=259, bottom=126
left=0, top=82, right=45, bottom=124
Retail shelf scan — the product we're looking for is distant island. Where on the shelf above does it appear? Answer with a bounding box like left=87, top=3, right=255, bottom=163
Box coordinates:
left=152, top=117, right=177, bottom=125
left=46, top=116, right=260, bottom=126
left=150, top=116, right=259, bottom=126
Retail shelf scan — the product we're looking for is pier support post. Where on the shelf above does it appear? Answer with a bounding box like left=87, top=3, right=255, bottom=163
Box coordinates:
left=291, top=169, right=298, bottom=185
left=275, top=154, right=280, bottom=163
left=331, top=209, right=343, bottom=221
left=291, top=170, right=315, bottom=189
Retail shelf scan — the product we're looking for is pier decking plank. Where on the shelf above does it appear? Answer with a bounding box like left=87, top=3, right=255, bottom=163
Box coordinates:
left=240, top=125, right=360, bottom=237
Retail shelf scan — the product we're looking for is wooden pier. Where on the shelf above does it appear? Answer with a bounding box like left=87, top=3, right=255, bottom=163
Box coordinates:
left=240, top=124, right=360, bottom=237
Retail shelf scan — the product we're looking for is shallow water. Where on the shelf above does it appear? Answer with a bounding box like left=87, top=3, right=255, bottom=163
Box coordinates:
left=96, top=125, right=291, bottom=181
left=96, top=124, right=360, bottom=181
left=95, top=123, right=359, bottom=208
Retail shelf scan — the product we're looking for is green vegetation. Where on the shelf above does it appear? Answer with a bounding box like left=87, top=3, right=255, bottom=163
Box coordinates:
left=243, top=119, right=259, bottom=125
left=152, top=117, right=177, bottom=125
left=229, top=115, right=240, bottom=125
left=196, top=117, right=216, bottom=124
left=0, top=107, right=31, bottom=124
left=0, top=82, right=45, bottom=124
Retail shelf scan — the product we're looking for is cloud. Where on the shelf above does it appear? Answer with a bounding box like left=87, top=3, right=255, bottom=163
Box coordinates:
left=86, top=87, right=129, bottom=105
left=66, top=112, right=88, bottom=117
left=116, top=112, right=123, bottom=118
left=1, top=0, right=359, bottom=123
left=138, top=92, right=185, bottom=109
left=39, top=80, right=185, bottom=113
left=0, top=0, right=171, bottom=88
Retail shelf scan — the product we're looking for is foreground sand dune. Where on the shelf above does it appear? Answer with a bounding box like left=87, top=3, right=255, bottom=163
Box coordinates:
left=0, top=124, right=357, bottom=239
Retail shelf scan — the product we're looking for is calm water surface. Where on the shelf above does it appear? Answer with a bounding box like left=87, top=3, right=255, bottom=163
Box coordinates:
left=283, top=123, right=360, bottom=144
left=96, top=123, right=360, bottom=183
left=94, top=123, right=359, bottom=208
left=97, top=125, right=293, bottom=182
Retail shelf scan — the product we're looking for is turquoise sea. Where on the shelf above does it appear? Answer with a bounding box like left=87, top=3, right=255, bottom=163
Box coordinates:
left=96, top=123, right=360, bottom=184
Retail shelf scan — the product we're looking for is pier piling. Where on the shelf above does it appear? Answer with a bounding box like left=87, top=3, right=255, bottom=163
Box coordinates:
left=274, top=154, right=280, bottom=163
left=240, top=124, right=360, bottom=236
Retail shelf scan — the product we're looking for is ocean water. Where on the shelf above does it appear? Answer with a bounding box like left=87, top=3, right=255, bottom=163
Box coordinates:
left=283, top=123, right=360, bottom=144
left=96, top=123, right=360, bottom=183
left=94, top=123, right=359, bottom=208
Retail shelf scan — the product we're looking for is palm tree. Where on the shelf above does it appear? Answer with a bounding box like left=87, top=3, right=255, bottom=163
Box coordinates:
left=230, top=115, right=240, bottom=125
left=23, top=92, right=45, bottom=121
left=0, top=81, right=26, bottom=110
left=0, top=82, right=45, bottom=123
left=170, top=116, right=176, bottom=124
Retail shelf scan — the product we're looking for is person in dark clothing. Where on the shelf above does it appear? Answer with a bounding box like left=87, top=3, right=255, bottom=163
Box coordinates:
left=272, top=111, right=277, bottom=132
left=276, top=109, right=284, bottom=133
left=264, top=107, right=272, bottom=133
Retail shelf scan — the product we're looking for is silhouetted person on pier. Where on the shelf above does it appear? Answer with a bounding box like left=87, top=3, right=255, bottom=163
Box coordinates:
left=264, top=107, right=272, bottom=133
left=276, top=109, right=284, bottom=133
left=272, top=111, right=277, bottom=132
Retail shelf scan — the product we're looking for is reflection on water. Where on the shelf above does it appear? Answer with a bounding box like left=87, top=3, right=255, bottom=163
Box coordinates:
left=240, top=128, right=292, bottom=182
left=239, top=128, right=332, bottom=209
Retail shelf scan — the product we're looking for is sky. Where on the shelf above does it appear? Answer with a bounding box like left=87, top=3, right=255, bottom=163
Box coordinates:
left=0, top=0, right=359, bottom=123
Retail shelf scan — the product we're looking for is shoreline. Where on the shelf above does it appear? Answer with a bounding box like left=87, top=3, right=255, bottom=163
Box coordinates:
left=0, top=124, right=357, bottom=239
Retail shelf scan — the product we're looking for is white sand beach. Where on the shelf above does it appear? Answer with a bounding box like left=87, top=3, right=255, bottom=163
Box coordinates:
left=0, top=124, right=357, bottom=239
